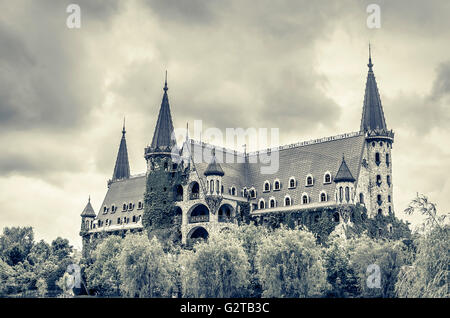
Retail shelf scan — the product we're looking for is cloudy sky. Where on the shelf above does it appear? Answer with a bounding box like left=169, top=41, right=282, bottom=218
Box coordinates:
left=1, top=0, right=449, bottom=249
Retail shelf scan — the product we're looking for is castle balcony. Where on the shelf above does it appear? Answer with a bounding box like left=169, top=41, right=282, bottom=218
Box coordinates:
left=189, top=215, right=209, bottom=223
left=189, top=193, right=200, bottom=200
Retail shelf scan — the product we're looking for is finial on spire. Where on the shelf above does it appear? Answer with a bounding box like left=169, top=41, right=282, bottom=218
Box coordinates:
left=122, top=117, right=126, bottom=135
left=88, top=195, right=90, bottom=203
left=186, top=122, right=189, bottom=141
left=212, top=147, right=216, bottom=157
left=163, top=70, right=168, bottom=92
left=368, top=43, right=373, bottom=71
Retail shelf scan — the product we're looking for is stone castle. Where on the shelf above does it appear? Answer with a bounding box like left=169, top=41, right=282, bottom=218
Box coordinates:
left=80, top=50, right=394, bottom=252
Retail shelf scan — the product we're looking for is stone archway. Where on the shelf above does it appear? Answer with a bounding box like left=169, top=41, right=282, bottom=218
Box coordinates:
left=188, top=226, right=209, bottom=240
left=218, top=204, right=234, bottom=223
left=188, top=204, right=210, bottom=223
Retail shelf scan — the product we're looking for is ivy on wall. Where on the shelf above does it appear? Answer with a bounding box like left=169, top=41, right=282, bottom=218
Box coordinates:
left=142, top=156, right=188, bottom=244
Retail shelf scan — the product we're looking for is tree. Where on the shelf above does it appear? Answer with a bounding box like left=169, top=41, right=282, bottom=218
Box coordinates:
left=118, top=233, right=175, bottom=297
left=347, top=235, right=408, bottom=297
left=256, top=226, right=327, bottom=297
left=180, top=225, right=250, bottom=297
left=324, top=236, right=359, bottom=297
left=86, top=235, right=123, bottom=296
left=0, top=227, right=34, bottom=266
left=395, top=194, right=449, bottom=298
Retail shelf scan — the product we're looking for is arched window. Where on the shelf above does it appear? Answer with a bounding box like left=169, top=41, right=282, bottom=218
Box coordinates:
left=320, top=192, right=327, bottom=202
left=388, top=206, right=392, bottom=214
left=273, top=179, right=280, bottom=191
left=324, top=172, right=331, bottom=184
left=264, top=181, right=270, bottom=192
left=128, top=202, right=133, bottom=210
left=302, top=193, right=309, bottom=204
left=375, top=152, right=381, bottom=165
left=386, top=153, right=390, bottom=166
left=216, top=180, right=220, bottom=194
left=289, top=177, right=296, bottom=188
left=388, top=195, right=391, bottom=203
left=377, top=194, right=382, bottom=203
left=378, top=209, right=383, bottom=216
left=269, top=198, right=276, bottom=208
left=259, top=199, right=265, bottom=209
left=231, top=186, right=236, bottom=196
left=359, top=193, right=364, bottom=204
left=111, top=205, right=115, bottom=213
left=189, top=182, right=200, bottom=200
left=306, top=175, right=314, bottom=186
left=285, top=196, right=291, bottom=206
left=387, top=175, right=391, bottom=186
left=243, top=188, right=248, bottom=198
left=345, top=187, right=350, bottom=202
left=250, top=188, right=256, bottom=198
left=339, top=187, right=343, bottom=203
left=376, top=174, right=382, bottom=185
left=210, top=180, right=214, bottom=193
left=103, top=206, right=107, bottom=214
left=123, top=203, right=127, bottom=211
left=138, top=201, right=143, bottom=209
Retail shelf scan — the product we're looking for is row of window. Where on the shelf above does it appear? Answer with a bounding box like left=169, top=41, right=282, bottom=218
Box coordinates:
left=262, top=173, right=332, bottom=193
left=376, top=174, right=391, bottom=186
left=103, top=202, right=144, bottom=214
left=94, top=215, right=142, bottom=228
left=256, top=191, right=329, bottom=209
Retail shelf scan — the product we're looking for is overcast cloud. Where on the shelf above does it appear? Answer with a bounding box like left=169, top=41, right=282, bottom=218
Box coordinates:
left=0, top=0, right=449, bottom=248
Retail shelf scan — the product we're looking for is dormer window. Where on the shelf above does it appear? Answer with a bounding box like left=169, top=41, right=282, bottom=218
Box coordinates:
left=288, top=177, right=296, bottom=189
left=128, top=202, right=133, bottom=210
left=269, top=197, right=276, bottom=208
left=284, top=195, right=291, bottom=206
left=249, top=188, right=256, bottom=198
left=242, top=188, right=248, bottom=198
left=320, top=191, right=327, bottom=202
left=273, top=179, right=281, bottom=191
left=103, top=206, right=108, bottom=214
left=306, top=175, right=314, bottom=186
left=324, top=172, right=331, bottom=184
left=263, top=181, right=270, bottom=192
left=259, top=199, right=265, bottom=209
left=122, top=203, right=127, bottom=211
left=302, top=193, right=309, bottom=204
left=111, top=205, right=116, bottom=213
left=138, top=201, right=143, bottom=209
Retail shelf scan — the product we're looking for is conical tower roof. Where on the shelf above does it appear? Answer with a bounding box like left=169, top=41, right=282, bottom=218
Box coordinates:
left=150, top=72, right=176, bottom=151
left=360, top=45, right=387, bottom=132
left=81, top=196, right=96, bottom=217
left=112, top=120, right=130, bottom=180
left=204, top=148, right=224, bottom=176
left=334, top=156, right=355, bottom=183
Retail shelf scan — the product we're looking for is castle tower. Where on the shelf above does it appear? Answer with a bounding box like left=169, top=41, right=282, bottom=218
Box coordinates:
left=334, top=156, right=356, bottom=204
left=145, top=72, right=178, bottom=172
left=112, top=120, right=130, bottom=181
left=204, top=148, right=225, bottom=196
left=360, top=46, right=395, bottom=217
left=80, top=196, right=96, bottom=257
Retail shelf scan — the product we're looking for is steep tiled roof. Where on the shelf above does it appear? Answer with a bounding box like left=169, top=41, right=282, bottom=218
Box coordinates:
left=360, top=50, right=387, bottom=131
left=81, top=197, right=96, bottom=217
left=149, top=76, right=175, bottom=151
left=334, top=156, right=356, bottom=182
left=112, top=124, right=130, bottom=180
left=96, top=175, right=146, bottom=223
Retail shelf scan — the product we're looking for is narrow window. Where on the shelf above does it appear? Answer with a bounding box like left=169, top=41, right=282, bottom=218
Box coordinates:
left=270, top=199, right=275, bottom=208
left=324, top=173, right=331, bottom=183
left=376, top=174, right=382, bottom=185
left=345, top=187, right=350, bottom=201
left=285, top=197, right=291, bottom=206
left=289, top=178, right=295, bottom=188
left=375, top=152, right=381, bottom=165
left=359, top=193, right=364, bottom=204
left=302, top=195, right=308, bottom=204
left=210, top=180, right=214, bottom=193
left=386, top=153, right=390, bottom=166
left=216, top=180, right=220, bottom=194
left=259, top=200, right=265, bottom=209
left=387, top=175, right=391, bottom=186
left=320, top=192, right=327, bottom=202
left=274, top=181, right=280, bottom=190
left=339, top=187, right=343, bottom=203
left=306, top=176, right=313, bottom=186
left=264, top=182, right=270, bottom=192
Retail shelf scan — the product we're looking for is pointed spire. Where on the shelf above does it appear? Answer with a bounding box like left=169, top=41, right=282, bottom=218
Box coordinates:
left=81, top=196, right=96, bottom=217
left=334, top=155, right=355, bottom=183
left=112, top=122, right=130, bottom=180
left=360, top=45, right=387, bottom=132
left=150, top=72, right=176, bottom=151
left=204, top=148, right=225, bottom=176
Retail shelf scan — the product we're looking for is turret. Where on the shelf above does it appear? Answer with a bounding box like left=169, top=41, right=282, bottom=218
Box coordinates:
left=145, top=72, right=179, bottom=173
left=334, top=156, right=356, bottom=204
left=204, top=148, right=224, bottom=196
left=80, top=196, right=96, bottom=233
left=360, top=45, right=394, bottom=217
left=110, top=119, right=130, bottom=184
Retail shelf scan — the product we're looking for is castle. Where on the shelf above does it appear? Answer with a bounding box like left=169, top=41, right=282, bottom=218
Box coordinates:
left=80, top=50, right=394, bottom=252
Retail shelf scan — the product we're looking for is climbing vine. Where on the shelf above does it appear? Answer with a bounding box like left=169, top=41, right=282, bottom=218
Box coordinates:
left=143, top=156, right=188, bottom=244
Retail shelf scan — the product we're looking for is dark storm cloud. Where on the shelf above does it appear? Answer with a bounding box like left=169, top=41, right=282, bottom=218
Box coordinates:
left=387, top=62, right=450, bottom=135
left=0, top=0, right=120, bottom=133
